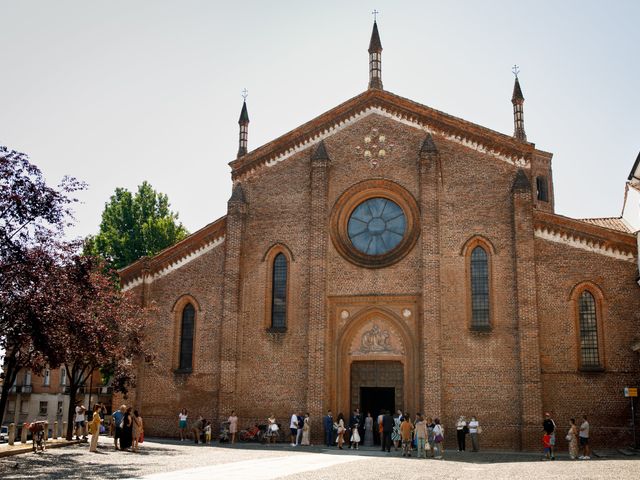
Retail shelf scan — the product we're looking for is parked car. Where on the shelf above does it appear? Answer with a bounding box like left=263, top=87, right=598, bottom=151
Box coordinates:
left=0, top=425, right=8, bottom=443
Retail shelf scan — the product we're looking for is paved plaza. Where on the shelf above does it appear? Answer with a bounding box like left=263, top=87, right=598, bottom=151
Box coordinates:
left=1, top=437, right=639, bottom=479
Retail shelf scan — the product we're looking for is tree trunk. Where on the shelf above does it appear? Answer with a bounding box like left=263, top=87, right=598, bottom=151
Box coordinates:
left=0, top=354, right=18, bottom=428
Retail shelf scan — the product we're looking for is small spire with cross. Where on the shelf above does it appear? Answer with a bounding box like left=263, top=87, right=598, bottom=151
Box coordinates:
left=372, top=9, right=379, bottom=22
left=511, top=65, right=526, bottom=141
left=368, top=11, right=383, bottom=89
left=512, top=64, right=520, bottom=79
left=237, top=89, right=250, bottom=157
left=241, top=88, right=248, bottom=101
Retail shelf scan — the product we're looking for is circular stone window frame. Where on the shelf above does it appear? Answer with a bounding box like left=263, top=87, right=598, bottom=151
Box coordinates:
left=330, top=179, right=420, bottom=268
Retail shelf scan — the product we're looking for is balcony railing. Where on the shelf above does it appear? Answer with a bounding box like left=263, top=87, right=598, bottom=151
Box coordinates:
left=7, top=385, right=32, bottom=394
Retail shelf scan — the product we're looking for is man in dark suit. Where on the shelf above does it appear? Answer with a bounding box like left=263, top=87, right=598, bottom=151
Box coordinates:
left=323, top=410, right=334, bottom=447
left=382, top=410, right=394, bottom=452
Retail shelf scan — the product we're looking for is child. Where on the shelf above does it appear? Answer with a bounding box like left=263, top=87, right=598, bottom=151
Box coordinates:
left=400, top=416, right=413, bottom=457
left=350, top=423, right=361, bottom=450
left=204, top=421, right=212, bottom=444
left=543, top=433, right=551, bottom=460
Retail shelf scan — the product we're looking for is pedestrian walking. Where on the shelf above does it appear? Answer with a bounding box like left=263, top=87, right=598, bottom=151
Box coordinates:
left=433, top=418, right=445, bottom=459
left=566, top=418, right=578, bottom=459
left=364, top=412, right=374, bottom=447
left=89, top=404, right=102, bottom=452
left=178, top=408, right=188, bottom=441
left=468, top=416, right=480, bottom=452
left=578, top=415, right=590, bottom=460
left=228, top=410, right=238, bottom=444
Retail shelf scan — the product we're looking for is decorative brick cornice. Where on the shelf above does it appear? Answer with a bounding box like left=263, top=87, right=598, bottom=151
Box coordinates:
left=230, top=89, right=550, bottom=182
left=120, top=216, right=227, bottom=290
left=534, top=211, right=636, bottom=262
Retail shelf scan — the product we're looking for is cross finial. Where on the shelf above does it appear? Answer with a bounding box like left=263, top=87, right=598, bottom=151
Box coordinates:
left=372, top=9, right=379, bottom=22
left=512, top=65, right=520, bottom=78
left=241, top=88, right=248, bottom=101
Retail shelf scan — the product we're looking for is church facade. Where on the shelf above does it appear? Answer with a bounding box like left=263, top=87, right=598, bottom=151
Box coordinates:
left=120, top=22, right=640, bottom=449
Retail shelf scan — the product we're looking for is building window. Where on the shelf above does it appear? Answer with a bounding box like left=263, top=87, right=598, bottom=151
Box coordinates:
left=60, top=367, right=67, bottom=386
left=43, top=369, right=50, bottom=386
left=20, top=399, right=28, bottom=414
left=271, top=253, right=288, bottom=330
left=536, top=176, right=548, bottom=202
left=39, top=401, right=48, bottom=416
left=578, top=291, right=600, bottom=368
left=470, top=246, right=490, bottom=330
left=7, top=400, right=15, bottom=414
left=179, top=304, right=195, bottom=371
left=24, top=370, right=31, bottom=386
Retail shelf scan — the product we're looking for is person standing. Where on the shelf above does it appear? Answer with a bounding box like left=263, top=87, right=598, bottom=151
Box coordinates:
left=112, top=405, right=126, bottom=450
left=289, top=412, right=299, bottom=446
left=120, top=407, right=133, bottom=451
left=89, top=404, right=102, bottom=452
left=296, top=413, right=304, bottom=446
left=543, top=412, right=557, bottom=460
left=414, top=414, right=428, bottom=459
left=75, top=403, right=87, bottom=440
left=456, top=415, right=467, bottom=452
left=567, top=418, right=579, bottom=459
left=364, top=412, right=374, bottom=447
left=578, top=415, right=590, bottom=460
left=228, top=410, right=238, bottom=444
left=400, top=415, right=413, bottom=457
left=178, top=408, right=188, bottom=441
left=132, top=410, right=144, bottom=452
left=382, top=410, right=394, bottom=453
left=301, top=413, right=311, bottom=446
left=266, top=414, right=278, bottom=444
left=336, top=413, right=346, bottom=449
left=433, top=418, right=445, bottom=459
left=323, top=410, right=334, bottom=447
left=468, top=416, right=480, bottom=452
left=350, top=422, right=361, bottom=449
left=391, top=412, right=401, bottom=451
left=426, top=416, right=436, bottom=458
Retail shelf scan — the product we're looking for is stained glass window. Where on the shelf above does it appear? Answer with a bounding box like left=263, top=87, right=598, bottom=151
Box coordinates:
left=347, top=198, right=406, bottom=256
left=471, top=246, right=490, bottom=329
left=179, top=304, right=195, bottom=370
left=271, top=253, right=287, bottom=329
left=579, top=291, right=600, bottom=367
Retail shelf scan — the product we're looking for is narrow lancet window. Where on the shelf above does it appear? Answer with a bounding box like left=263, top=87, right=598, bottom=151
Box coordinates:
left=578, top=291, right=600, bottom=368
left=470, top=246, right=490, bottom=329
left=271, top=253, right=288, bottom=329
left=179, top=304, right=195, bottom=370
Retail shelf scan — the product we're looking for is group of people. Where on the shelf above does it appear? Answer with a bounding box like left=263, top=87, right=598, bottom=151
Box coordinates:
left=111, top=404, right=144, bottom=452
left=543, top=412, right=591, bottom=460
left=178, top=409, right=214, bottom=444
left=321, top=409, right=467, bottom=459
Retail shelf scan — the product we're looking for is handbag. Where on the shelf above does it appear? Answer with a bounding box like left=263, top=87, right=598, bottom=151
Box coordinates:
left=139, top=432, right=144, bottom=443
left=434, top=434, right=443, bottom=443
left=477, top=426, right=483, bottom=434
left=565, top=434, right=572, bottom=442
left=100, top=425, right=105, bottom=434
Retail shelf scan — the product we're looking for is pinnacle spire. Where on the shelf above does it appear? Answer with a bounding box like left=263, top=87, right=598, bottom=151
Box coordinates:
left=511, top=67, right=526, bottom=142
left=237, top=94, right=249, bottom=157
left=420, top=133, right=438, bottom=155
left=311, top=140, right=330, bottom=161
left=368, top=19, right=383, bottom=90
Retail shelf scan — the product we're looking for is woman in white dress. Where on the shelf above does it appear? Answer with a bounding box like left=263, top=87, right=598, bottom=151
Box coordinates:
left=350, top=422, right=361, bottom=449
left=301, top=413, right=311, bottom=445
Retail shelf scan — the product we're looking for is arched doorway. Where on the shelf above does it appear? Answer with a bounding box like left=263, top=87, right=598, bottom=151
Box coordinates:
left=335, top=307, right=417, bottom=418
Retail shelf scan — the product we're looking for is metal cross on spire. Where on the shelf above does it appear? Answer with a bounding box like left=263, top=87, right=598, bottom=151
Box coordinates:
left=241, top=88, right=248, bottom=101
left=372, top=9, right=379, bottom=22
left=512, top=65, right=520, bottom=78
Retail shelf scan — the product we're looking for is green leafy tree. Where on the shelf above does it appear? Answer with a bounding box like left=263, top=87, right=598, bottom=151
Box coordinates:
left=86, top=182, right=189, bottom=269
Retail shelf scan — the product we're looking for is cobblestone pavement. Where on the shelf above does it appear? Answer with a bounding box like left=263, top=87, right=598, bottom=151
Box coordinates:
left=0, top=437, right=639, bottom=479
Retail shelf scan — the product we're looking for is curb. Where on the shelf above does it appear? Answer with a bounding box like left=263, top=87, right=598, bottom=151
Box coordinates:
left=0, top=440, right=81, bottom=458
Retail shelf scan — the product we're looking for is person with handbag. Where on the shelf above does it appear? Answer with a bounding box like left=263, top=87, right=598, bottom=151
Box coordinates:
left=132, top=410, right=144, bottom=452
left=468, top=416, right=481, bottom=452
left=566, top=418, right=578, bottom=459
left=432, top=418, right=445, bottom=459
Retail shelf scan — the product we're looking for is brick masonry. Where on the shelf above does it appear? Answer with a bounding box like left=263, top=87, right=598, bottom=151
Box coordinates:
left=121, top=96, right=640, bottom=451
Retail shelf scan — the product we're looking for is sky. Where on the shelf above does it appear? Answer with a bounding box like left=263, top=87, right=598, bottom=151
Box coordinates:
left=1, top=0, right=639, bottom=240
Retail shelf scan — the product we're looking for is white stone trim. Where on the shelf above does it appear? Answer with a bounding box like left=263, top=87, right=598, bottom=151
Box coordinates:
left=236, top=106, right=529, bottom=182
left=535, top=228, right=635, bottom=262
left=122, top=236, right=225, bottom=291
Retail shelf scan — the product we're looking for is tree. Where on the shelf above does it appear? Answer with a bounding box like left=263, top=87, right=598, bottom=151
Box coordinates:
left=86, top=181, right=189, bottom=270
left=58, top=255, right=152, bottom=440
left=0, top=145, right=83, bottom=428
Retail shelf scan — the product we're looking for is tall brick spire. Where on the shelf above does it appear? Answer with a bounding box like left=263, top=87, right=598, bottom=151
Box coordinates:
left=368, top=20, right=383, bottom=90
left=237, top=98, right=250, bottom=157
left=511, top=67, right=526, bottom=142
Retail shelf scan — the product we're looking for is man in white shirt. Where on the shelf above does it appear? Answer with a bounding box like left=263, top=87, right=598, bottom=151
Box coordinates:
left=289, top=412, right=299, bottom=446
left=579, top=415, right=590, bottom=460
left=74, top=404, right=87, bottom=440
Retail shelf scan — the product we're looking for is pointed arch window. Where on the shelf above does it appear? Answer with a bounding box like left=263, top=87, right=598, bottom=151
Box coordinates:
left=179, top=303, right=195, bottom=371
left=578, top=291, right=600, bottom=368
left=271, top=253, right=288, bottom=330
left=470, top=246, right=490, bottom=330
left=536, top=176, right=549, bottom=202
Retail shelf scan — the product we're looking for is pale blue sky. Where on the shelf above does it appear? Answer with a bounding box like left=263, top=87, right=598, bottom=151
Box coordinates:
left=1, top=0, right=639, bottom=240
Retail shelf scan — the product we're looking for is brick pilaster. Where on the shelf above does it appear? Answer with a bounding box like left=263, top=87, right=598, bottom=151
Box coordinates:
left=217, top=185, right=247, bottom=422
left=306, top=142, right=331, bottom=443
left=419, top=135, right=443, bottom=418
left=511, top=168, right=543, bottom=450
